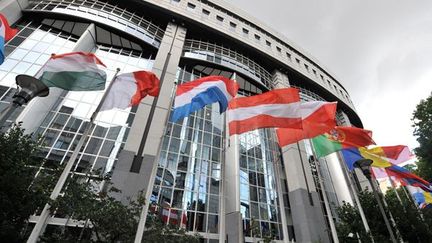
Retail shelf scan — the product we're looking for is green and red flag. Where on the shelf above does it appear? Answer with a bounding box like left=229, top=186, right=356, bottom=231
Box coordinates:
left=312, top=126, right=375, bottom=158
left=37, top=52, right=107, bottom=91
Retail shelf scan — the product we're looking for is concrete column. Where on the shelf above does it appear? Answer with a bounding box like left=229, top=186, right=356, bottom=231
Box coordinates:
left=0, top=0, right=28, bottom=23
left=110, top=22, right=187, bottom=204
left=17, top=23, right=97, bottom=134
left=224, top=132, right=242, bottom=243
left=273, top=70, right=330, bottom=243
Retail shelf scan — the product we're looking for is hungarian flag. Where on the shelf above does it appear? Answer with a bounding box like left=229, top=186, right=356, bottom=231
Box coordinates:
left=37, top=52, right=107, bottom=91
left=276, top=101, right=337, bottom=146
left=227, top=88, right=301, bottom=135
left=100, top=71, right=160, bottom=111
left=0, top=14, right=18, bottom=64
left=312, top=126, right=375, bottom=158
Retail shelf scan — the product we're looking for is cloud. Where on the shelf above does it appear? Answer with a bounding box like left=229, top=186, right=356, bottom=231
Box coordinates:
left=229, top=0, right=432, bottom=149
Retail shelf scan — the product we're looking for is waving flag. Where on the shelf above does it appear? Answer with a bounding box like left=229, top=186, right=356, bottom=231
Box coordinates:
left=0, top=14, right=18, bottom=64
left=342, top=147, right=393, bottom=170
left=406, top=185, right=432, bottom=208
left=276, top=101, right=337, bottom=146
left=228, top=88, right=301, bottom=135
left=386, top=165, right=432, bottom=192
left=372, top=146, right=415, bottom=179
left=312, top=126, right=375, bottom=158
left=100, top=71, right=160, bottom=111
left=171, top=76, right=238, bottom=122
left=37, top=52, right=107, bottom=91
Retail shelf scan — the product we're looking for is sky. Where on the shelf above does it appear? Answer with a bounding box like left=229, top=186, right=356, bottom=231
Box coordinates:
left=228, top=0, right=432, bottom=150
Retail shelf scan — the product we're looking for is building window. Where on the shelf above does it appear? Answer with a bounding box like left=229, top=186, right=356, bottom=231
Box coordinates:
left=242, top=28, right=249, bottom=34
left=327, top=80, right=331, bottom=87
left=265, top=40, right=271, bottom=47
left=286, top=52, right=291, bottom=59
left=202, top=9, right=210, bottom=15
left=304, top=64, right=309, bottom=71
left=276, top=46, right=281, bottom=52
left=216, top=15, right=224, bottom=22
left=254, top=34, right=261, bottom=41
left=312, top=69, right=317, bottom=76
left=171, top=0, right=180, bottom=2
left=187, top=2, right=196, bottom=9
left=230, top=22, right=237, bottom=28
left=295, top=58, right=300, bottom=64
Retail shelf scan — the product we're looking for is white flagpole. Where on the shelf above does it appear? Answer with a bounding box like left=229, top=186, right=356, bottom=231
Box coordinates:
left=27, top=68, right=121, bottom=243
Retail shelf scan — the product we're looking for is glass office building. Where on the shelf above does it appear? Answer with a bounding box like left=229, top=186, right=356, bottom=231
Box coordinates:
left=1, top=0, right=363, bottom=242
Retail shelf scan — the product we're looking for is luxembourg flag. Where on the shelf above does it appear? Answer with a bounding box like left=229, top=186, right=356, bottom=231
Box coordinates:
left=0, top=14, right=18, bottom=65
left=227, top=88, right=302, bottom=135
left=170, top=76, right=239, bottom=122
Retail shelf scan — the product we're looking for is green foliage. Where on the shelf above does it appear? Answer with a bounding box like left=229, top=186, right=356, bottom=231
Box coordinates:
left=1, top=125, right=200, bottom=242
left=0, top=125, right=51, bottom=242
left=412, top=92, right=432, bottom=181
left=336, top=188, right=432, bottom=243
left=385, top=188, right=432, bottom=242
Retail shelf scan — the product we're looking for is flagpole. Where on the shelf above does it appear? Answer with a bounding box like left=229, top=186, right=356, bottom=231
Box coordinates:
left=336, top=152, right=374, bottom=242
left=27, top=68, right=121, bottom=243
left=134, top=78, right=177, bottom=243
left=309, top=147, right=339, bottom=243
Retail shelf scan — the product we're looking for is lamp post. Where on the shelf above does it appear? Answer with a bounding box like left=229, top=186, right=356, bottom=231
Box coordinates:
left=0, top=74, right=49, bottom=129
left=354, top=159, right=397, bottom=243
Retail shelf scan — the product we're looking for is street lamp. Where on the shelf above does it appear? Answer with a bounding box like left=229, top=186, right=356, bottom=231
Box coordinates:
left=0, top=74, right=49, bottom=129
left=354, top=159, right=397, bottom=243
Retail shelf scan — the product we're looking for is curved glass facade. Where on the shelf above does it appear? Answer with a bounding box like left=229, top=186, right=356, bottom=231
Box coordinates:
left=0, top=0, right=362, bottom=242
left=239, top=129, right=283, bottom=240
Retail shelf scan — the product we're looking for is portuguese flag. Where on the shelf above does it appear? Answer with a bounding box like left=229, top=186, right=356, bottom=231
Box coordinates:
left=312, top=126, right=375, bottom=158
left=37, top=52, right=107, bottom=91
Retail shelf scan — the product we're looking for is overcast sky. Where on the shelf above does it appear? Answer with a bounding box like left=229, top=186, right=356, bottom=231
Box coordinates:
left=228, top=0, right=432, bottom=150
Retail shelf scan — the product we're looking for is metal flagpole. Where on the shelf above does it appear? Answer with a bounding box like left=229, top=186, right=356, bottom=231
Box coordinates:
left=27, top=68, right=121, bottom=243
left=310, top=147, right=339, bottom=243
left=336, top=153, right=374, bottom=242
left=133, top=70, right=177, bottom=243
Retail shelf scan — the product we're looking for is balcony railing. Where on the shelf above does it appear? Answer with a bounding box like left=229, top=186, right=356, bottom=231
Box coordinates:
left=182, top=39, right=273, bottom=89
left=26, top=0, right=165, bottom=48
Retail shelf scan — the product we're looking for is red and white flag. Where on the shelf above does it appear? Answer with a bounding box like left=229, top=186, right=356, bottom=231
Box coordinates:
left=101, top=70, right=160, bottom=111
left=227, top=88, right=301, bottom=135
left=276, top=101, right=337, bottom=146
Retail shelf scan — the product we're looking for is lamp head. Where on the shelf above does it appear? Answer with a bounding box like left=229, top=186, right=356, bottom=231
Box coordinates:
left=354, top=158, right=373, bottom=178
left=14, top=75, right=49, bottom=106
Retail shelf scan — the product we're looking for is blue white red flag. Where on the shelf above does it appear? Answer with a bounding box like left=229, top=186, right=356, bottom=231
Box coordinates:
left=170, top=76, right=239, bottom=122
left=0, top=14, right=17, bottom=65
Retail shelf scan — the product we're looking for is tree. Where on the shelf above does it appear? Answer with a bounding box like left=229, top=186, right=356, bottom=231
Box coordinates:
left=412, top=92, right=432, bottom=181
left=0, top=125, right=52, bottom=243
left=1, top=125, right=200, bottom=242
left=336, top=188, right=432, bottom=243
left=384, top=188, right=432, bottom=242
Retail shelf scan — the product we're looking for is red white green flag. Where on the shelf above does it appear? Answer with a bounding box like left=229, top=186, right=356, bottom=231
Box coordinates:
left=100, top=71, right=160, bottom=111
left=37, top=52, right=107, bottom=91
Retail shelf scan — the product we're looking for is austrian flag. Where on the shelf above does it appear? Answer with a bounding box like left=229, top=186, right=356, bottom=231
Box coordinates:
left=227, top=88, right=301, bottom=135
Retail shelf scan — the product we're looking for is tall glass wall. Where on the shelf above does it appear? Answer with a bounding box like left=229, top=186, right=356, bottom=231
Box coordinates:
left=239, top=129, right=283, bottom=240
left=149, top=67, right=224, bottom=238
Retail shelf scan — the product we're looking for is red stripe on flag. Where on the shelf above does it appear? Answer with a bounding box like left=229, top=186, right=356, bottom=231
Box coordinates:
left=277, top=101, right=337, bottom=146
left=229, top=115, right=302, bottom=135
left=229, top=88, right=299, bottom=109
left=380, top=145, right=406, bottom=159
left=51, top=52, right=107, bottom=67
left=176, top=75, right=238, bottom=97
